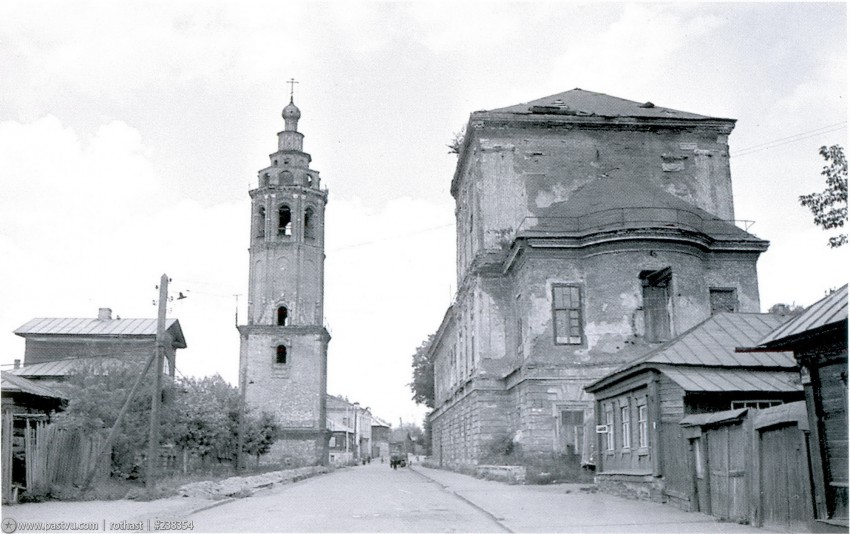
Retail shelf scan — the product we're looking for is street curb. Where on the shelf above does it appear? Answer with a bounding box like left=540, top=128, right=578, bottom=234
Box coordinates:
left=409, top=466, right=513, bottom=533
left=184, top=466, right=330, bottom=517
left=185, top=497, right=236, bottom=516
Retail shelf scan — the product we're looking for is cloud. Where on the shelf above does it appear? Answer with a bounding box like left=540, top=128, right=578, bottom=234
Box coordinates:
left=551, top=4, right=726, bottom=94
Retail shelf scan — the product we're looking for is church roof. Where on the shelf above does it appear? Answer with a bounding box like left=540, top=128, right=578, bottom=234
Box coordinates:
left=487, top=88, right=732, bottom=121
left=15, top=317, right=187, bottom=348
left=517, top=178, right=761, bottom=242
left=586, top=313, right=797, bottom=393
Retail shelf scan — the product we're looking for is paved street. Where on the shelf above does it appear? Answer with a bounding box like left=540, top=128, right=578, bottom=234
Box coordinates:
left=190, top=461, right=502, bottom=533
left=4, top=462, right=781, bottom=533
left=190, top=462, right=778, bottom=533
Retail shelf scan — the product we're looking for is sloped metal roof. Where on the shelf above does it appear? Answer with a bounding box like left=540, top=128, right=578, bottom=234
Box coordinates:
left=586, top=313, right=796, bottom=393
left=753, top=400, right=809, bottom=431
left=14, top=317, right=187, bottom=348
left=659, top=366, right=801, bottom=393
left=10, top=357, right=123, bottom=378
left=487, top=88, right=731, bottom=121
left=642, top=313, right=794, bottom=368
left=1, top=372, right=67, bottom=399
left=754, top=284, right=848, bottom=348
left=680, top=408, right=747, bottom=427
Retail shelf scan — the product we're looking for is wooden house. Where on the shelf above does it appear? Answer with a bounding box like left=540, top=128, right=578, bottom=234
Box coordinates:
left=743, top=285, right=848, bottom=527
left=1, top=372, right=67, bottom=503
left=13, top=308, right=186, bottom=378
left=584, top=312, right=803, bottom=507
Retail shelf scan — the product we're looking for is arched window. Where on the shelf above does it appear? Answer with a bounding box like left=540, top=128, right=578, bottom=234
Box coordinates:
left=304, top=207, right=315, bottom=240
left=305, top=174, right=314, bottom=187
left=275, top=345, right=287, bottom=365
left=261, top=173, right=270, bottom=187
left=278, top=205, right=292, bottom=236
left=257, top=207, right=266, bottom=237
left=277, top=306, right=288, bottom=326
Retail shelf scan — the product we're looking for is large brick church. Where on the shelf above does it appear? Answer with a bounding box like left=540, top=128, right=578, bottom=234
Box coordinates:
left=427, top=89, right=771, bottom=467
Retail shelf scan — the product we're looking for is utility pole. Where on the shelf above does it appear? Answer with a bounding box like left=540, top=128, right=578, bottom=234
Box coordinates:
left=146, top=273, right=168, bottom=495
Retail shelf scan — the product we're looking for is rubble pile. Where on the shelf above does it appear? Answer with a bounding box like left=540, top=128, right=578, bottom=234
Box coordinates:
left=177, top=466, right=329, bottom=500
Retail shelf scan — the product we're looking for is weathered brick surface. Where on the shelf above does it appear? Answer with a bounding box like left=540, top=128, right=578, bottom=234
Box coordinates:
left=429, top=92, right=766, bottom=466
left=239, top=101, right=329, bottom=466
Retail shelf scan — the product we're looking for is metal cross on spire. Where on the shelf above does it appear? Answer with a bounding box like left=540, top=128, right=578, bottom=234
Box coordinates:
left=287, top=78, right=299, bottom=102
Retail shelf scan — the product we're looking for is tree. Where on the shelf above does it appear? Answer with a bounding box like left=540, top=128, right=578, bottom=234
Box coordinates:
left=409, top=334, right=435, bottom=409
left=799, top=144, right=847, bottom=248
left=768, top=303, right=805, bottom=318
left=447, top=127, right=466, bottom=155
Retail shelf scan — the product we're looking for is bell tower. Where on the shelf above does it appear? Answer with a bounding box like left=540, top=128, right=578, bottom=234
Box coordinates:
left=239, top=87, right=330, bottom=466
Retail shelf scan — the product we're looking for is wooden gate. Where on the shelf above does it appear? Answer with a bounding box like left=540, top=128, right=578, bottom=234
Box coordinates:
left=758, top=423, right=813, bottom=531
left=706, top=422, right=748, bottom=522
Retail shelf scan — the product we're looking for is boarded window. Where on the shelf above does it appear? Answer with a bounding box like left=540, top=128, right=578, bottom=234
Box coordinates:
left=553, top=284, right=583, bottom=344
left=640, top=267, right=672, bottom=342
left=275, top=345, right=287, bottom=365
left=710, top=288, right=738, bottom=314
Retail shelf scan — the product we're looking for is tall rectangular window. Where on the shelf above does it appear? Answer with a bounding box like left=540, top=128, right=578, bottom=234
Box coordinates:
left=605, top=405, right=614, bottom=451
left=553, top=284, right=583, bottom=344
left=620, top=405, right=631, bottom=449
left=638, top=404, right=648, bottom=448
left=640, top=268, right=672, bottom=342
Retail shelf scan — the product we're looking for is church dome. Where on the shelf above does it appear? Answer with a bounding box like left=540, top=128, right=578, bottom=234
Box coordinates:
left=282, top=100, right=301, bottom=121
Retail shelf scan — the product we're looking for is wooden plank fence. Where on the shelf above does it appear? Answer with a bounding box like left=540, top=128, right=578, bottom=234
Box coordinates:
left=681, top=402, right=818, bottom=532
left=18, top=421, right=109, bottom=497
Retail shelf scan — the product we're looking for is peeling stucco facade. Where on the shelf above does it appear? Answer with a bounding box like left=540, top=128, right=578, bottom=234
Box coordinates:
left=429, top=89, right=769, bottom=467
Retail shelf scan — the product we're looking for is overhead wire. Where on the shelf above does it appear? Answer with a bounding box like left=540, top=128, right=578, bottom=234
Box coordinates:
left=730, top=121, right=847, bottom=158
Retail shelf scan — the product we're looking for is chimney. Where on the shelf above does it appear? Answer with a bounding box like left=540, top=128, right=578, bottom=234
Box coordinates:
left=13, top=359, right=20, bottom=369
left=98, top=308, right=113, bottom=320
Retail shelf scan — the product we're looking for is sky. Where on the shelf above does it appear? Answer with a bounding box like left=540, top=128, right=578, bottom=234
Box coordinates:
left=1, top=1, right=847, bottom=427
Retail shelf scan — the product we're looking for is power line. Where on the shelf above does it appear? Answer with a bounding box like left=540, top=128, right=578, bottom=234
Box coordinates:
left=731, top=122, right=847, bottom=158
left=329, top=223, right=454, bottom=252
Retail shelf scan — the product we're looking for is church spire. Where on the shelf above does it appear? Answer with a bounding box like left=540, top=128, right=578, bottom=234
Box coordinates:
left=282, top=78, right=301, bottom=131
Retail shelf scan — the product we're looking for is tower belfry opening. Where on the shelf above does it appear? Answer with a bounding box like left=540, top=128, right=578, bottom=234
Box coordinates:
left=239, top=85, right=330, bottom=466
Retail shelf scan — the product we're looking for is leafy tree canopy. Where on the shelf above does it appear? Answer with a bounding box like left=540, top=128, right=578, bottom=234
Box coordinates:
left=799, top=144, right=848, bottom=248
left=409, top=334, right=435, bottom=409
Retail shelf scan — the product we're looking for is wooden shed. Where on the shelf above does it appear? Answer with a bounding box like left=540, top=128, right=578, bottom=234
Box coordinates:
left=741, top=285, right=848, bottom=528
left=585, top=312, right=804, bottom=508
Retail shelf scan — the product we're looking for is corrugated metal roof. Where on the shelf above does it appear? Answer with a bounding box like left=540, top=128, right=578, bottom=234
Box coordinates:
left=488, top=88, right=730, bottom=121
left=1, top=372, right=67, bottom=399
left=756, top=285, right=848, bottom=347
left=660, top=366, right=801, bottom=393
left=14, top=317, right=187, bottom=348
